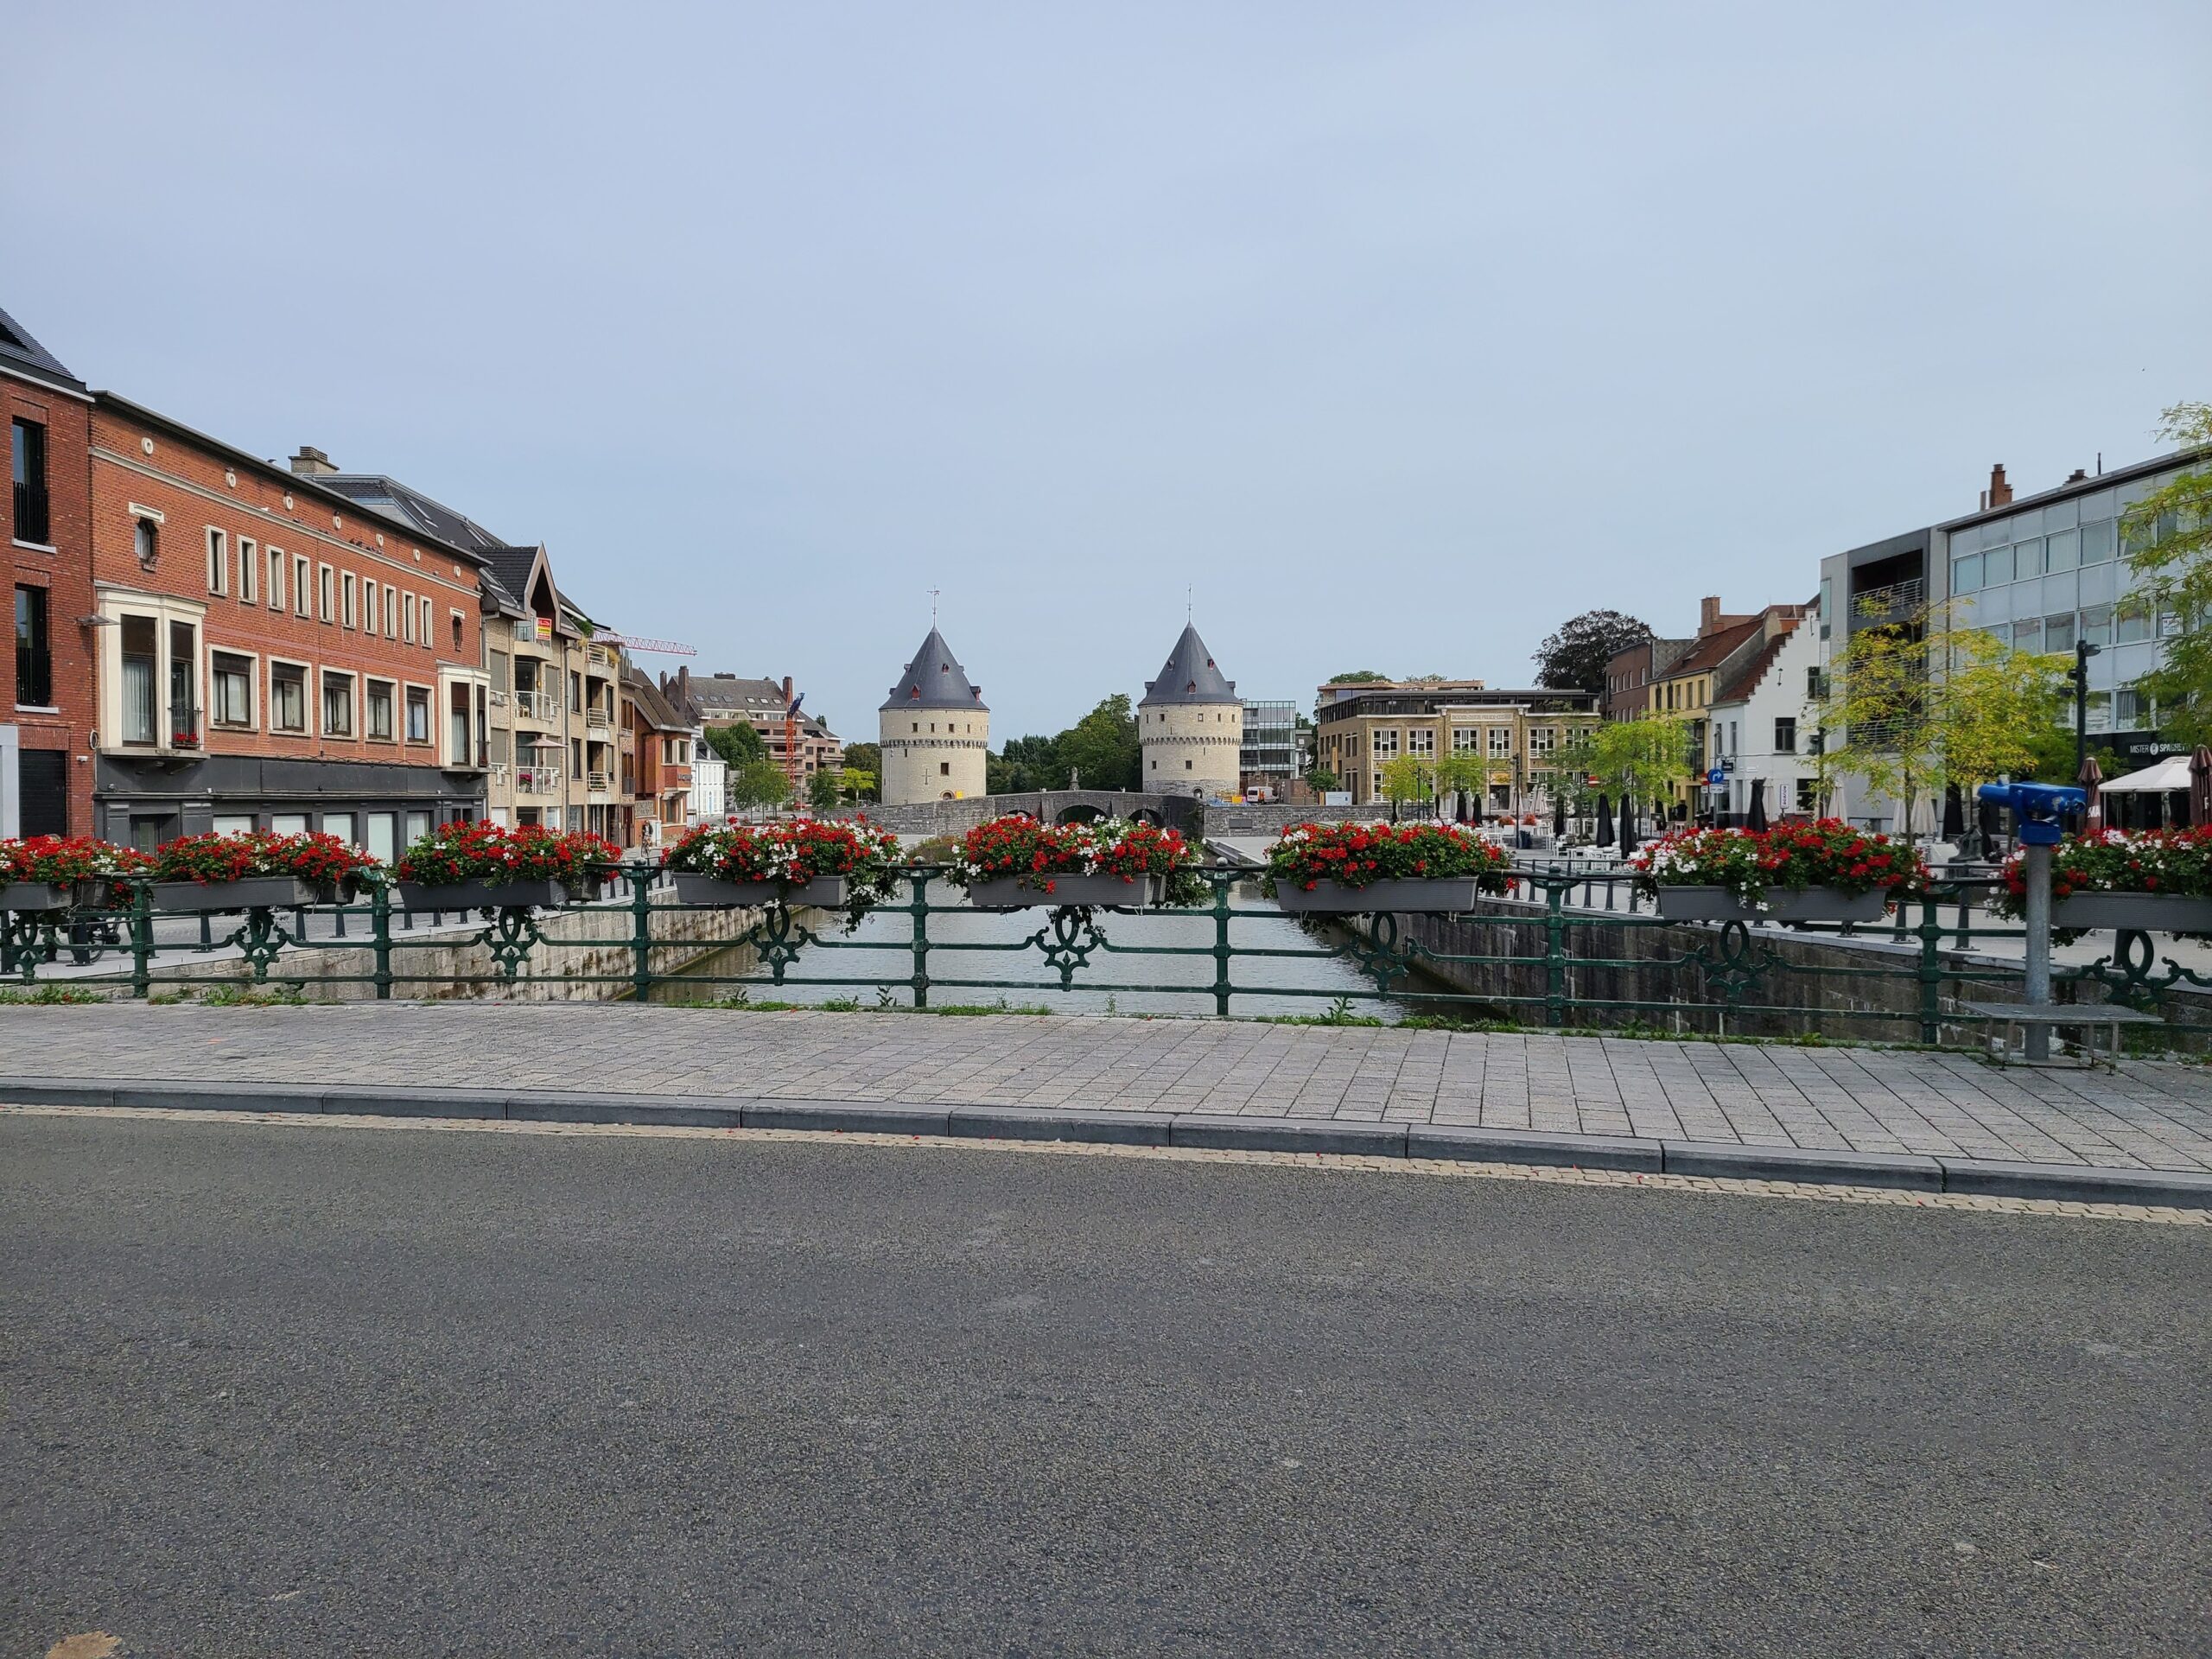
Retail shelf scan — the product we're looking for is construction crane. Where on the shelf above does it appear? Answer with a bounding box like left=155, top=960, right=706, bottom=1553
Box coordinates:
left=593, top=632, right=696, bottom=656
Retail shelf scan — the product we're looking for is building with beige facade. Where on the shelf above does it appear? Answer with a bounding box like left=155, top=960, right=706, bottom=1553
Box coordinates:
left=1141, top=624, right=1242, bottom=800
left=1313, top=678, right=1599, bottom=813
left=879, top=628, right=988, bottom=804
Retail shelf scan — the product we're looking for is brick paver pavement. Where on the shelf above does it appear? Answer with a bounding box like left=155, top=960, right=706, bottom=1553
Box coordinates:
left=2, top=1003, right=2209, bottom=1173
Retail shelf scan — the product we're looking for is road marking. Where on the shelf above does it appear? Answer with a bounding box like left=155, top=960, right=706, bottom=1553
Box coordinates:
left=47, top=1637, right=123, bottom=1659
left=3, top=1103, right=2205, bottom=1226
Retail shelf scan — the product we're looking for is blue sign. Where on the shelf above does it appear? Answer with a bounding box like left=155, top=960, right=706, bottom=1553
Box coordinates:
left=1707, top=766, right=1726, bottom=788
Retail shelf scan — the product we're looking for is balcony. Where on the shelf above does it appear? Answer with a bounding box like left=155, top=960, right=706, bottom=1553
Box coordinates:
left=1851, top=578, right=1925, bottom=621
left=515, top=765, right=563, bottom=794
left=586, top=706, right=611, bottom=730
left=512, top=618, right=555, bottom=646
left=488, top=688, right=509, bottom=709
left=512, top=689, right=562, bottom=723
left=587, top=770, right=613, bottom=792
left=586, top=643, right=618, bottom=671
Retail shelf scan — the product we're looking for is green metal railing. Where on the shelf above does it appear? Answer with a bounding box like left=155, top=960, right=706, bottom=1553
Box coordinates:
left=2, top=865, right=2206, bottom=1047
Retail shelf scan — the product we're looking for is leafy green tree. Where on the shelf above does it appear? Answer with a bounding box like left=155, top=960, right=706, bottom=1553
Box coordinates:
left=841, top=741, right=880, bottom=778
left=728, top=758, right=791, bottom=809
left=702, top=721, right=766, bottom=767
left=1326, top=670, right=1390, bottom=684
left=1534, top=610, right=1654, bottom=695
left=1055, top=695, right=1143, bottom=791
left=2123, top=401, right=2212, bottom=748
left=806, top=768, right=839, bottom=810
left=836, top=767, right=878, bottom=802
left=1378, top=753, right=1434, bottom=807
left=1587, top=713, right=1696, bottom=804
left=989, top=734, right=1059, bottom=794
left=1433, top=752, right=1491, bottom=812
left=1304, top=764, right=1341, bottom=793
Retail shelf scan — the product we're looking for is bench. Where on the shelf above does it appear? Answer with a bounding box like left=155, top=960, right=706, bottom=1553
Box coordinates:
left=1961, top=1000, right=2165, bottom=1067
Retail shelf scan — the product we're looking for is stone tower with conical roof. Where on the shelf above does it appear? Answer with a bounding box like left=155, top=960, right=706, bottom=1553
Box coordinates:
left=879, top=627, right=990, bottom=804
left=1140, top=623, right=1243, bottom=800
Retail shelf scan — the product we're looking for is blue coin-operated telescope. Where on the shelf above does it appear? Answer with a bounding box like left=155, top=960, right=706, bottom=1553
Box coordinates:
left=1976, top=781, right=2086, bottom=1058
left=1977, top=781, right=2086, bottom=846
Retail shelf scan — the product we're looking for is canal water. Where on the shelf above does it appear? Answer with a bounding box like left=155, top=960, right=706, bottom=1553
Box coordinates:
left=655, top=876, right=1443, bottom=1020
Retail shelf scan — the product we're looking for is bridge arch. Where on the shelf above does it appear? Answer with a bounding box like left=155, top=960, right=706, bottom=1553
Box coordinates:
left=1054, top=803, right=1103, bottom=825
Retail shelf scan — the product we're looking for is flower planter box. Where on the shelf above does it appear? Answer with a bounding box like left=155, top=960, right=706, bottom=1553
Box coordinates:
left=1653, top=886, right=1891, bottom=924
left=149, top=876, right=328, bottom=912
left=0, top=881, right=81, bottom=912
left=2051, top=893, right=2212, bottom=933
left=671, top=874, right=848, bottom=909
left=966, top=874, right=1164, bottom=910
left=1270, top=877, right=1483, bottom=914
left=395, top=878, right=582, bottom=912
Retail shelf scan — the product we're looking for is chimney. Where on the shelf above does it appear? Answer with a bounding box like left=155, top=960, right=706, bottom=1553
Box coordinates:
left=289, top=445, right=337, bottom=477
left=1699, top=595, right=1721, bottom=634
left=2066, top=467, right=2088, bottom=484
left=781, top=675, right=793, bottom=703
left=1980, top=463, right=2012, bottom=512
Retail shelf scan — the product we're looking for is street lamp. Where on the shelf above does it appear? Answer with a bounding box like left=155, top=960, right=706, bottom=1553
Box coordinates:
left=2069, top=637, right=2103, bottom=776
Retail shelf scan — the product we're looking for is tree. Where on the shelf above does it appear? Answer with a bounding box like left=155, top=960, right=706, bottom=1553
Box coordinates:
left=989, top=733, right=1060, bottom=794
left=1326, top=670, right=1389, bottom=684
left=842, top=741, right=880, bottom=778
left=702, top=721, right=765, bottom=767
left=1818, top=600, right=2064, bottom=837
left=1433, top=752, right=1491, bottom=814
left=1587, top=713, right=1696, bottom=805
left=1054, top=696, right=1143, bottom=791
left=1533, top=611, right=1654, bottom=695
left=728, top=758, right=791, bottom=810
left=836, top=767, right=878, bottom=802
left=1377, top=753, right=1434, bottom=809
left=2124, top=402, right=2212, bottom=748
left=806, top=768, right=839, bottom=810
left=1305, top=764, right=1341, bottom=793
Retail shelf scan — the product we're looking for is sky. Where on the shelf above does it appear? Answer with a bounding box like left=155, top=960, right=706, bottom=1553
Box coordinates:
left=8, top=1, right=2210, bottom=745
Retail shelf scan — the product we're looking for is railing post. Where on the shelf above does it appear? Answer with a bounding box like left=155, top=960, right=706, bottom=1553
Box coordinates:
left=1543, top=879, right=1567, bottom=1027
left=629, top=863, right=654, bottom=1001
left=1916, top=889, right=1944, bottom=1045
left=128, top=882, right=153, bottom=999
left=371, top=880, right=394, bottom=1001
left=1211, top=868, right=1233, bottom=1017
left=909, top=870, right=931, bottom=1009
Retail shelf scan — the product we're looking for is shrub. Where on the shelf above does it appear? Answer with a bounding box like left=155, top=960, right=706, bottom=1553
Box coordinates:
left=948, top=815, right=1206, bottom=906
left=148, top=831, right=379, bottom=898
left=1630, top=821, right=1927, bottom=907
left=397, top=822, right=620, bottom=891
left=1993, top=826, right=2212, bottom=917
left=0, top=836, right=144, bottom=897
left=664, top=817, right=902, bottom=924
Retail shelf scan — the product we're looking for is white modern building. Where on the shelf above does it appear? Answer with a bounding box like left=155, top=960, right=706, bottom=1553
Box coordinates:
left=1703, top=607, right=1821, bottom=823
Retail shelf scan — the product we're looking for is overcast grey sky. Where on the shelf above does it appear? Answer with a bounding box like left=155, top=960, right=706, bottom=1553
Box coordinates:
left=10, top=2, right=2209, bottom=741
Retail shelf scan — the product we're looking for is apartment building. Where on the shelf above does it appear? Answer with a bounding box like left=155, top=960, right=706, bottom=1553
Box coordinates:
left=622, top=664, right=694, bottom=848
left=690, top=671, right=844, bottom=782
left=1312, top=677, right=1599, bottom=811
left=86, top=409, right=491, bottom=855
left=2, top=304, right=94, bottom=836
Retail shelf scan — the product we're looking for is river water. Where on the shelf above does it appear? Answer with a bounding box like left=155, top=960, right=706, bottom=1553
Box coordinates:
left=656, top=875, right=1434, bottom=1020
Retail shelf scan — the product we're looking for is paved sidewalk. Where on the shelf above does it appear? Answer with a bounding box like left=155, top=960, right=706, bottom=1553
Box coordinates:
left=1, top=1002, right=2208, bottom=1177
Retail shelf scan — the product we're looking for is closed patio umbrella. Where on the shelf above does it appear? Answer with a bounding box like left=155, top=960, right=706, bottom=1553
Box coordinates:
left=1619, top=795, right=1640, bottom=860
left=1942, top=782, right=1965, bottom=841
left=2077, top=753, right=2103, bottom=831
left=1747, top=777, right=1770, bottom=833
left=1553, top=793, right=1567, bottom=839
left=1596, top=794, right=1615, bottom=848
left=1977, top=789, right=2002, bottom=848
left=2193, top=747, right=2212, bottom=828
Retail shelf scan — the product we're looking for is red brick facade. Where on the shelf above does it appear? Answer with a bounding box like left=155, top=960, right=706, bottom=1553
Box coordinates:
left=86, top=397, right=493, bottom=852
left=4, top=362, right=95, bottom=835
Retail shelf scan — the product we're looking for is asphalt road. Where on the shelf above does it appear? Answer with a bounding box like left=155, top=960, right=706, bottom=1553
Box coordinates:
left=2, top=1117, right=2206, bottom=1659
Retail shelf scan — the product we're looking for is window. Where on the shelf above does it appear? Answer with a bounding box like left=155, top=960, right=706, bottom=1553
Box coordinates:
left=1529, top=727, right=1557, bottom=755
left=420, top=595, right=434, bottom=645
left=363, top=581, right=378, bottom=636
left=2115, top=595, right=2152, bottom=645
left=210, top=652, right=253, bottom=728
left=366, top=679, right=395, bottom=741
left=2042, top=529, right=2076, bottom=574
left=1488, top=727, right=1512, bottom=757
left=11, top=418, right=48, bottom=544
left=1450, top=728, right=1478, bottom=753
left=211, top=815, right=256, bottom=836
left=238, top=537, right=257, bottom=603
left=1981, top=544, right=2012, bottom=587
left=452, top=685, right=473, bottom=763
left=168, top=620, right=198, bottom=746
left=294, top=555, right=311, bottom=617
left=384, top=584, right=398, bottom=639
left=2081, top=603, right=2113, bottom=649
left=405, top=810, right=432, bottom=845
left=121, top=615, right=157, bottom=743
left=401, top=593, right=414, bottom=644
left=341, top=571, right=357, bottom=629
left=267, top=546, right=285, bottom=610
left=322, top=812, right=356, bottom=848
left=136, top=516, right=160, bottom=567
left=206, top=528, right=227, bottom=595
left=15, top=585, right=50, bottom=706
left=1372, top=728, right=1400, bottom=759
left=405, top=685, right=430, bottom=743
left=2080, top=519, right=2117, bottom=565
left=2044, top=613, right=2076, bottom=653
left=450, top=611, right=464, bottom=654
left=366, top=813, right=397, bottom=865
left=1796, top=779, right=1817, bottom=812
left=1408, top=728, right=1434, bottom=756
left=1774, top=716, right=1796, bottom=753
left=270, top=662, right=308, bottom=733
left=317, top=563, right=334, bottom=624
left=940, top=761, right=950, bottom=776
left=322, top=671, right=354, bottom=736
left=2012, top=617, right=2043, bottom=653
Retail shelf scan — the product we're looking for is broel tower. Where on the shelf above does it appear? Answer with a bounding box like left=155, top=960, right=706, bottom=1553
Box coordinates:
left=1139, top=623, right=1242, bottom=799
left=878, top=628, right=988, bottom=803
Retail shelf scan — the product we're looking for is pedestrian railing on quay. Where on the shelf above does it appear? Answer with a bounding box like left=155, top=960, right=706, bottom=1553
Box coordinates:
left=1, top=863, right=2205, bottom=1051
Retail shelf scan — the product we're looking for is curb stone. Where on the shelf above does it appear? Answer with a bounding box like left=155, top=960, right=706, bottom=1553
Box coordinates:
left=4, top=1077, right=2209, bottom=1209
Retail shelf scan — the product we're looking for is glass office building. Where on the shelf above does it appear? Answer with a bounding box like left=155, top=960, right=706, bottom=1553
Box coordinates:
left=1239, top=700, right=1299, bottom=796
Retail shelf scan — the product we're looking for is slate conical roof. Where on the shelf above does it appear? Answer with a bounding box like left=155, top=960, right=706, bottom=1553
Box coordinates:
left=1141, top=623, right=1238, bottom=706
left=881, top=627, right=987, bottom=713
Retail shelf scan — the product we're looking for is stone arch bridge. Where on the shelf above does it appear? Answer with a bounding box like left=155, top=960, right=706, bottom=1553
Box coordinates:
left=845, top=791, right=1203, bottom=838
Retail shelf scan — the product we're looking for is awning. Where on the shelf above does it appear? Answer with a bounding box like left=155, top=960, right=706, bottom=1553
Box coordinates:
left=2096, top=756, right=2196, bottom=794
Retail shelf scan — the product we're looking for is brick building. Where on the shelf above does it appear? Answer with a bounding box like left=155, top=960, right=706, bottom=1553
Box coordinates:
left=690, top=671, right=844, bottom=784
left=3, top=305, right=95, bottom=836
left=86, top=403, right=492, bottom=855
left=622, top=664, right=694, bottom=848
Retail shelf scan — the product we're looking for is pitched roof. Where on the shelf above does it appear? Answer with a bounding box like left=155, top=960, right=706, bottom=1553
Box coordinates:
left=621, top=664, right=690, bottom=733
left=881, top=628, right=986, bottom=713
left=1712, top=621, right=1799, bottom=706
left=319, top=473, right=509, bottom=555
left=1660, top=619, right=1764, bottom=680
left=0, top=304, right=85, bottom=394
left=1140, top=624, right=1237, bottom=706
